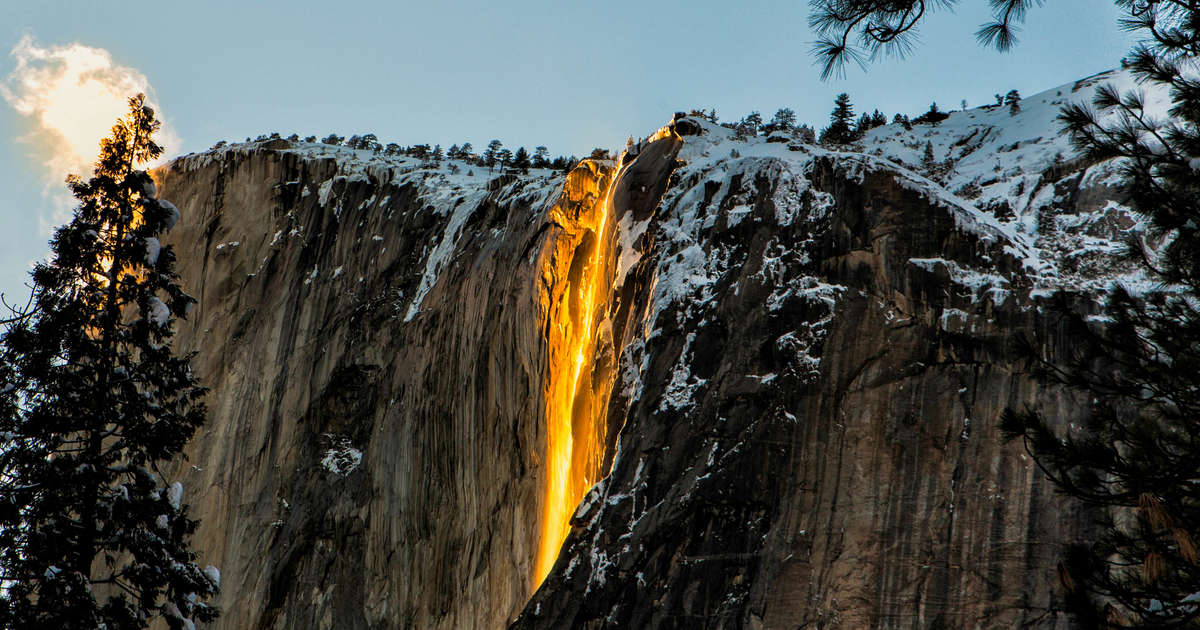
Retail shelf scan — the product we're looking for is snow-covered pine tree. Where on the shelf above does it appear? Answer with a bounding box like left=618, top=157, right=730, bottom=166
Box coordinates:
left=0, top=94, right=218, bottom=630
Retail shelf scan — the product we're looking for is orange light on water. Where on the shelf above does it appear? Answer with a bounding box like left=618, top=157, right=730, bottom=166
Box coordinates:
left=533, top=158, right=625, bottom=588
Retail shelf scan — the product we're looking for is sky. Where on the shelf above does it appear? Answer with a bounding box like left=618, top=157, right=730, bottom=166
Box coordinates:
left=0, top=0, right=1136, bottom=305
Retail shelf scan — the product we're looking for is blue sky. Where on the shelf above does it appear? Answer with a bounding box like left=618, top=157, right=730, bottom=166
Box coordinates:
left=0, top=1, right=1135, bottom=304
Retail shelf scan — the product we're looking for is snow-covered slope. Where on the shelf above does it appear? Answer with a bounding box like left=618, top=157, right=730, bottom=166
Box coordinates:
left=858, top=68, right=1168, bottom=291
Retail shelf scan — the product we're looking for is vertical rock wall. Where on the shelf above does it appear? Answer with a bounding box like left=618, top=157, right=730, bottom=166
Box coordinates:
left=515, top=137, right=1096, bottom=629
left=156, top=119, right=1117, bottom=630
left=155, top=144, right=623, bottom=629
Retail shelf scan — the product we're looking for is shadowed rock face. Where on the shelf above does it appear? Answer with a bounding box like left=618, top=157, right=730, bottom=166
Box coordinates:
left=514, top=142, right=1099, bottom=629
left=156, top=122, right=1115, bottom=630
left=156, top=146, right=590, bottom=630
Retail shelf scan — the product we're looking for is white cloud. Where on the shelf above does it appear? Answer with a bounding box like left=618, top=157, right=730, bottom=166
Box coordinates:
left=1, top=34, right=180, bottom=229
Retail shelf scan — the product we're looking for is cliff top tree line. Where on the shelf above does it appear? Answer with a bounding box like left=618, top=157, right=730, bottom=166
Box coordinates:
left=205, top=85, right=1027, bottom=182
left=210, top=132, right=587, bottom=177
left=687, top=84, right=1022, bottom=148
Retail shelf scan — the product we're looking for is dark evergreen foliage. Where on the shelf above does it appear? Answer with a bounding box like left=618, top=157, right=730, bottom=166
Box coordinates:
left=0, top=95, right=218, bottom=629
left=483, top=140, right=503, bottom=171
left=808, top=0, right=1048, bottom=79
left=1003, top=4, right=1200, bottom=623
left=811, top=0, right=1200, bottom=625
left=912, top=102, right=949, bottom=126
left=1005, top=89, right=1022, bottom=115
left=819, top=93, right=856, bottom=145
left=794, top=124, right=818, bottom=143
left=736, top=111, right=764, bottom=138
left=496, top=148, right=513, bottom=173
left=512, top=147, right=531, bottom=173
left=767, top=108, right=798, bottom=133
left=921, top=140, right=935, bottom=168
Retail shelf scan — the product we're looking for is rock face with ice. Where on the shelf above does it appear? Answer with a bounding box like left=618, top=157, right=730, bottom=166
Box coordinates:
left=157, top=69, right=1152, bottom=629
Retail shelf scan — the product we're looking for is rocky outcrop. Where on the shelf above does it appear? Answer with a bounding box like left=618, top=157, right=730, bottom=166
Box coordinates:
left=155, top=100, right=1133, bottom=628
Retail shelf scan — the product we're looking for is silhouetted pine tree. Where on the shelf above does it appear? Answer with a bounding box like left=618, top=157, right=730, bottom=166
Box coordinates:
left=809, top=0, right=1200, bottom=624
left=0, top=94, right=218, bottom=630
left=819, top=93, right=856, bottom=145
left=768, top=107, right=797, bottom=133
left=484, top=140, right=503, bottom=171
left=512, top=146, right=531, bottom=173
left=1005, top=89, right=1021, bottom=115
left=913, top=102, right=948, bottom=126
left=496, top=148, right=513, bottom=173
left=1001, top=5, right=1200, bottom=623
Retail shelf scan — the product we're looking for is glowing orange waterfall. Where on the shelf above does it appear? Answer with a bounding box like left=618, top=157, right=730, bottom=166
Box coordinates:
left=533, top=157, right=625, bottom=588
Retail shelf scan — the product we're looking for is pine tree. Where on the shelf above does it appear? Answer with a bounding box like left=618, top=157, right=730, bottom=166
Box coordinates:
left=740, top=111, right=763, bottom=137
left=0, top=95, right=218, bottom=629
left=769, top=107, right=797, bottom=133
left=913, top=102, right=949, bottom=126
left=533, top=146, right=550, bottom=169
left=496, top=148, right=513, bottom=173
left=512, top=146, right=531, bottom=173
left=921, top=141, right=935, bottom=169
left=819, top=93, right=855, bottom=145
left=807, top=0, right=1200, bottom=624
left=1001, top=7, right=1200, bottom=624
left=855, top=112, right=872, bottom=135
left=360, top=133, right=380, bottom=152
left=459, top=142, right=474, bottom=161
left=1005, top=89, right=1021, bottom=115
left=483, top=140, right=503, bottom=171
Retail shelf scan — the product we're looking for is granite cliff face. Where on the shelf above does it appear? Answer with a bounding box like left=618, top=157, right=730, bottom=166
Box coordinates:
left=154, top=72, right=1146, bottom=629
